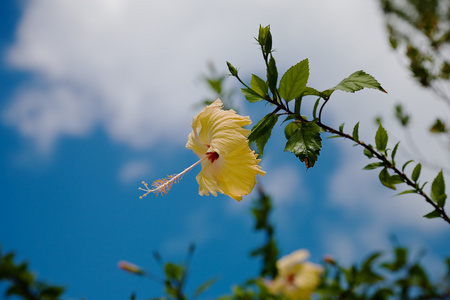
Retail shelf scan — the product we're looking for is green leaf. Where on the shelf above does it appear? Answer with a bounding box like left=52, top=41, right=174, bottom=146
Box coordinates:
left=352, top=122, right=360, bottom=141
left=411, top=163, right=422, bottom=182
left=333, top=70, right=387, bottom=93
left=284, top=122, right=322, bottom=169
left=375, top=124, right=388, bottom=151
left=194, top=277, right=218, bottom=297
left=279, top=59, right=309, bottom=101
left=402, top=160, right=414, bottom=172
left=241, top=88, right=264, bottom=103
left=379, top=168, right=397, bottom=190
left=303, top=87, right=322, bottom=97
left=295, top=97, right=302, bottom=115
left=381, top=247, right=407, bottom=271
left=391, top=142, right=400, bottom=162
left=312, top=97, right=321, bottom=119
left=423, top=209, right=441, bottom=219
left=396, top=189, right=417, bottom=196
left=358, top=252, right=384, bottom=285
left=248, top=113, right=279, bottom=156
left=364, top=146, right=374, bottom=158
left=267, top=55, right=278, bottom=95
left=250, top=74, right=268, bottom=98
left=430, top=118, right=447, bottom=133
left=431, top=170, right=446, bottom=207
left=339, top=123, right=345, bottom=132
left=39, top=286, right=65, bottom=298
left=284, top=121, right=301, bottom=140
left=363, top=162, right=385, bottom=170
left=164, top=263, right=184, bottom=281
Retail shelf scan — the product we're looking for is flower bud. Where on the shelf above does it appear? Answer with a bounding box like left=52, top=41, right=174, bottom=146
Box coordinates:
left=226, top=61, right=238, bottom=77
left=118, top=260, right=145, bottom=275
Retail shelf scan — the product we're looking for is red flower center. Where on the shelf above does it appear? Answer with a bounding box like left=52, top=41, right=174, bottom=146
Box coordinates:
left=206, top=151, right=219, bottom=163
left=287, top=273, right=295, bottom=285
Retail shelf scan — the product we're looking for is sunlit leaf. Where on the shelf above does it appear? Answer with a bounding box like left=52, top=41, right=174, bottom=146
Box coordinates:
left=333, top=70, right=387, bottom=93
left=250, top=74, right=268, bottom=98
left=279, top=59, right=309, bottom=101
left=241, top=88, right=264, bottom=103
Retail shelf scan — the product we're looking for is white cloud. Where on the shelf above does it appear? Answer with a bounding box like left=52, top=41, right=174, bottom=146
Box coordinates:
left=3, top=84, right=97, bottom=152
left=262, top=163, right=305, bottom=204
left=118, top=160, right=151, bottom=184
left=3, top=0, right=401, bottom=153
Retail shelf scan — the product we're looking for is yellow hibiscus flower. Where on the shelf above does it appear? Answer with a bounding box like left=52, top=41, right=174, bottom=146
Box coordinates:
left=267, top=249, right=323, bottom=299
left=139, top=99, right=265, bottom=201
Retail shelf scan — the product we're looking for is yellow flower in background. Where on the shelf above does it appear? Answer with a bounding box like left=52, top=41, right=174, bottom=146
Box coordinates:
left=140, top=99, right=265, bottom=201
left=267, top=249, right=323, bottom=299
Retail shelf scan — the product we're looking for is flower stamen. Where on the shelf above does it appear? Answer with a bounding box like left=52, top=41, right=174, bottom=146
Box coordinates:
left=139, top=157, right=206, bottom=198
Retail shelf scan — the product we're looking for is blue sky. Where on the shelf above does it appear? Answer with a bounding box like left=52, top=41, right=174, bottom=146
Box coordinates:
left=1, top=1, right=449, bottom=299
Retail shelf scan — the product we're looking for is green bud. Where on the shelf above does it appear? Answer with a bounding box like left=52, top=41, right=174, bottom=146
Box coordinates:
left=226, top=61, right=238, bottom=77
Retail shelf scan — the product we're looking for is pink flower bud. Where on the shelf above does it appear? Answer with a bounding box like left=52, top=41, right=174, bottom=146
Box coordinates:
left=117, top=260, right=144, bottom=275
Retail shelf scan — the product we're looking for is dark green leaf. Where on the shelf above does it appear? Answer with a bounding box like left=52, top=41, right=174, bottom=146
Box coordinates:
left=431, top=170, right=446, bottom=207
left=295, top=97, right=302, bottom=115
left=333, top=70, right=387, bottom=93
left=284, top=121, right=301, bottom=140
left=352, top=122, right=360, bottom=141
left=411, top=163, right=422, bottom=182
left=267, top=55, right=278, bottom=95
left=279, top=59, right=309, bottom=101
left=430, top=118, right=447, bottom=133
left=250, top=74, right=268, bottom=98
left=375, top=124, right=388, bottom=151
left=312, top=97, right=321, bottom=119
left=339, top=123, right=345, bottom=132
left=248, top=113, right=279, bottom=156
left=423, top=209, right=441, bottom=219
left=39, top=286, right=65, bottom=298
left=284, top=122, right=322, bottom=169
left=164, top=263, right=184, bottom=281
